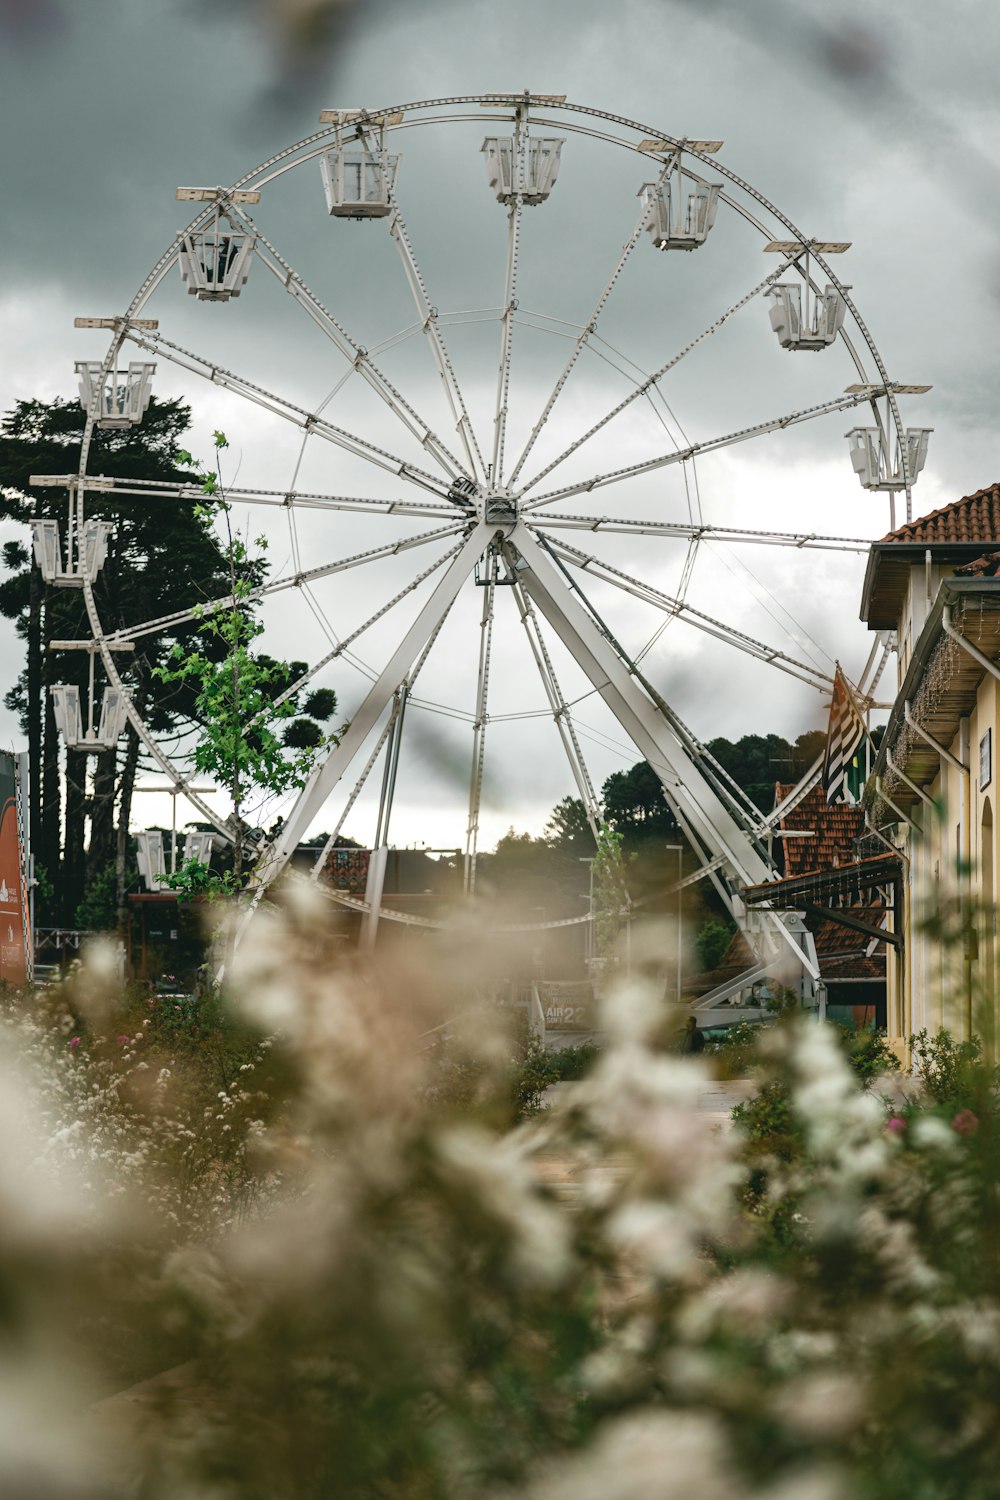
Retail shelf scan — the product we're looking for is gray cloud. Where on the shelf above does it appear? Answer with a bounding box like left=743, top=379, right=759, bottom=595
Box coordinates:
left=2, top=0, right=998, bottom=844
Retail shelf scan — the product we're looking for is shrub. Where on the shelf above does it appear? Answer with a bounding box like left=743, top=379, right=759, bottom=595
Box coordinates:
left=8, top=904, right=1000, bottom=1499
left=909, top=1026, right=996, bottom=1112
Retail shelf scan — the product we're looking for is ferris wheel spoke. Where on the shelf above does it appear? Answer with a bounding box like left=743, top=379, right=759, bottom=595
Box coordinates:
left=269, top=539, right=468, bottom=711
left=253, top=523, right=493, bottom=893
left=510, top=579, right=602, bottom=840
left=517, top=258, right=796, bottom=496
left=520, top=386, right=891, bottom=512
left=490, top=129, right=525, bottom=485
left=533, top=512, right=870, bottom=552
left=464, top=554, right=497, bottom=895
left=507, top=164, right=668, bottom=490
left=387, top=201, right=487, bottom=482
left=229, top=207, right=472, bottom=483
left=123, top=327, right=455, bottom=501
left=102, top=524, right=467, bottom=648
left=533, top=528, right=833, bottom=693
left=34, top=471, right=461, bottom=521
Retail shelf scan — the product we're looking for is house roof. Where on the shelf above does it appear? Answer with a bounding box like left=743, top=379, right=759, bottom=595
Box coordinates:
left=879, top=482, right=1000, bottom=544
left=773, top=781, right=865, bottom=878
left=699, top=916, right=885, bottom=988
left=861, top=481, right=1000, bottom=628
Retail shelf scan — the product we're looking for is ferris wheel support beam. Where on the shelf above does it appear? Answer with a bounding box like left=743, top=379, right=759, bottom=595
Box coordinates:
left=510, top=581, right=602, bottom=840
left=464, top=554, right=497, bottom=895
left=309, top=596, right=458, bottom=880
left=252, top=523, right=492, bottom=893
left=509, top=526, right=816, bottom=977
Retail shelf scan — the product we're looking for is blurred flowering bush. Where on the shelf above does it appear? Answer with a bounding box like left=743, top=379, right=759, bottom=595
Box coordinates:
left=2, top=895, right=1000, bottom=1498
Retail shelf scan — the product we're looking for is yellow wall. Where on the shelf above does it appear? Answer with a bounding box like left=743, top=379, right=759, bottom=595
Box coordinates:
left=896, top=677, right=1000, bottom=1052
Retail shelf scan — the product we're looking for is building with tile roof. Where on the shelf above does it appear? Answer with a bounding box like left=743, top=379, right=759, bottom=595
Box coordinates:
left=692, top=781, right=891, bottom=1029
left=861, top=483, right=1000, bottom=1054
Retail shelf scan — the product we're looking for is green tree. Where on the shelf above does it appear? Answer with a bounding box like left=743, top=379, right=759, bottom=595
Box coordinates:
left=0, top=396, right=237, bottom=924
left=155, top=435, right=338, bottom=888
left=602, top=760, right=679, bottom=843
left=592, top=825, right=631, bottom=964
left=544, top=795, right=595, bottom=856
left=695, top=917, right=735, bottom=971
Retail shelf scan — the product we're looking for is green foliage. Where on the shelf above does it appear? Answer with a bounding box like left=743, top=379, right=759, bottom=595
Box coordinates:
left=705, top=728, right=826, bottom=810
left=602, top=759, right=678, bottom=841
left=509, top=1033, right=555, bottom=1118
left=162, top=856, right=242, bottom=903
left=544, top=794, right=594, bottom=855
left=75, top=863, right=122, bottom=932
left=842, top=1023, right=901, bottom=1082
left=712, top=1018, right=761, bottom=1077
left=909, top=1027, right=997, bottom=1113
left=154, top=436, right=338, bottom=878
left=732, top=1076, right=803, bottom=1163
left=695, top=917, right=734, bottom=971
left=545, top=1040, right=601, bottom=1081
left=592, top=824, right=630, bottom=961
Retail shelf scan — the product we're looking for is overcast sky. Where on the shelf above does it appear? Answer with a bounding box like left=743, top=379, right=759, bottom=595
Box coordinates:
left=2, top=0, right=998, bottom=853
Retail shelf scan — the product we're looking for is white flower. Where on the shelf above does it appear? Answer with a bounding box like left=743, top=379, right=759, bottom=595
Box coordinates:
left=770, top=1371, right=865, bottom=1439
left=910, top=1115, right=961, bottom=1154
left=435, top=1124, right=571, bottom=1287
left=523, top=1408, right=752, bottom=1500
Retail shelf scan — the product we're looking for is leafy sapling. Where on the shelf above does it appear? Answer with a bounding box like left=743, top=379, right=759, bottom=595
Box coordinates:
left=157, top=433, right=338, bottom=894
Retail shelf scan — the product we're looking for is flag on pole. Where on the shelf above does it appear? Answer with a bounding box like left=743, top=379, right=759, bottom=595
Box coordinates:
left=823, top=666, right=868, bottom=804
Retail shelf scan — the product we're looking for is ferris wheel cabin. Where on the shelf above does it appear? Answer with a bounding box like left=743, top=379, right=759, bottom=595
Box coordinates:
left=49, top=684, right=130, bottom=752
left=481, top=137, right=564, bottom=205
left=640, top=179, right=721, bottom=250
left=767, top=283, right=848, bottom=350
left=30, top=518, right=112, bottom=586
left=845, top=426, right=933, bottom=491
left=320, top=148, right=400, bottom=217
left=76, top=361, right=155, bottom=428
left=178, top=222, right=254, bottom=301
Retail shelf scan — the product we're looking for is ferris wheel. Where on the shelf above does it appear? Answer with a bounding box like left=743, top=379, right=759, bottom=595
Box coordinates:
left=34, top=93, right=931, bottom=966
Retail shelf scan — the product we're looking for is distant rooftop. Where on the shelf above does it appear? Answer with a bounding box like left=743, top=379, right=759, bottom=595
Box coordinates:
left=773, top=780, right=865, bottom=879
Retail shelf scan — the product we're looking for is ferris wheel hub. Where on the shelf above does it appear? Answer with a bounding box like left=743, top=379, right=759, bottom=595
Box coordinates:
left=482, top=488, right=517, bottom=526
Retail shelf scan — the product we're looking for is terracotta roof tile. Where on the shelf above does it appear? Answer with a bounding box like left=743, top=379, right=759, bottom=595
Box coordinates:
left=880, top=481, right=1000, bottom=545
left=955, top=552, right=1000, bottom=577
left=773, top=782, right=865, bottom=878
left=701, top=914, right=885, bottom=986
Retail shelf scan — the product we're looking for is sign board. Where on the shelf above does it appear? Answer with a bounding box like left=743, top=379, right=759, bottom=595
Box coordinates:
left=539, top=980, right=595, bottom=1032
left=324, top=847, right=371, bottom=894
left=0, top=752, right=30, bottom=985
left=981, top=728, right=992, bottom=792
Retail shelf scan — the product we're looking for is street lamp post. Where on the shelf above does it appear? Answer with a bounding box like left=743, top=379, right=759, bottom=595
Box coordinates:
left=664, top=844, right=684, bottom=1003
left=579, top=856, right=595, bottom=969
